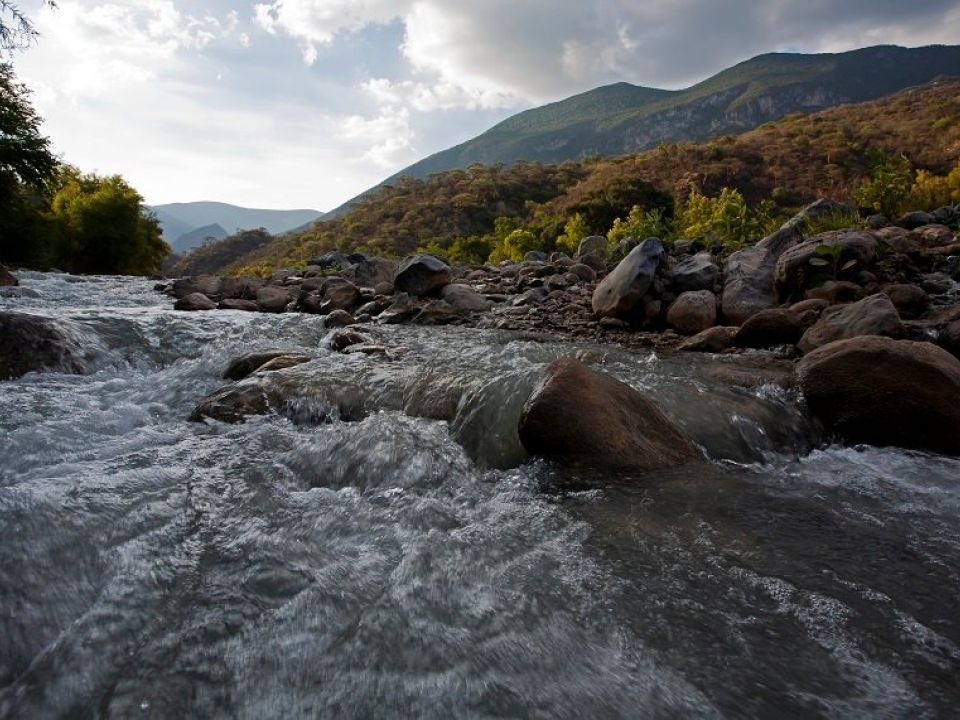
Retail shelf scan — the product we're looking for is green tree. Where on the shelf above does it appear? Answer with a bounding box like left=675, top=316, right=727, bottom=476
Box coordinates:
left=607, top=206, right=669, bottom=244
left=554, top=213, right=590, bottom=255
left=49, top=167, right=170, bottom=275
left=853, top=150, right=914, bottom=217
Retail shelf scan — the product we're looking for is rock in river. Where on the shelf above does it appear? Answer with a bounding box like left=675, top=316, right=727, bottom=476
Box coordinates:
left=796, top=335, right=960, bottom=455
left=518, top=357, right=700, bottom=472
left=394, top=255, right=453, bottom=296
left=0, top=311, right=94, bottom=380
left=174, top=292, right=216, bottom=311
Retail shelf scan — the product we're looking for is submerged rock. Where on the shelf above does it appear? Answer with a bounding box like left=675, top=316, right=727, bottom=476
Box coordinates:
left=591, top=238, right=664, bottom=320
left=189, top=383, right=273, bottom=423
left=223, top=350, right=310, bottom=381
left=517, top=357, right=700, bottom=472
left=797, top=335, right=960, bottom=455
left=174, top=292, right=216, bottom=311
left=0, top=311, right=94, bottom=380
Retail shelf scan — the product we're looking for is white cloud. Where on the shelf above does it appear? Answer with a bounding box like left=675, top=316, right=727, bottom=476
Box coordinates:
left=340, top=106, right=417, bottom=167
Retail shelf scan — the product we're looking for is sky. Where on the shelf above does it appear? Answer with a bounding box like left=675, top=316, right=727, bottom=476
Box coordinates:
left=11, top=0, right=960, bottom=211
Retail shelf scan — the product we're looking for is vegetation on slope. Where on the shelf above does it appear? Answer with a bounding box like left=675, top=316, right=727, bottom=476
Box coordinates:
left=211, top=79, right=960, bottom=276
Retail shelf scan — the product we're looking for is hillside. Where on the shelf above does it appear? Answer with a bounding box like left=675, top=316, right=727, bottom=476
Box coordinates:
left=330, top=44, right=960, bottom=216
left=150, top=201, right=324, bottom=252
left=208, top=79, right=960, bottom=275
left=168, top=229, right=276, bottom=276
left=171, top=223, right=228, bottom=253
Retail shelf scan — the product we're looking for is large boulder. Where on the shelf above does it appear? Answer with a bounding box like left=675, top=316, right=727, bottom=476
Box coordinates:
left=796, top=336, right=960, bottom=454
left=591, top=238, right=664, bottom=320
left=773, top=230, right=877, bottom=301
left=719, top=222, right=803, bottom=325
left=797, top=293, right=903, bottom=354
left=394, top=255, right=453, bottom=296
left=896, top=210, right=936, bottom=230
left=671, top=252, right=718, bottom=292
left=321, top=278, right=361, bottom=311
left=342, top=255, right=397, bottom=288
left=256, top=286, right=295, bottom=313
left=0, top=266, right=18, bottom=287
left=174, top=292, right=216, bottom=311
left=666, top=290, right=717, bottom=335
left=517, top=358, right=700, bottom=472
left=0, top=312, right=93, bottom=380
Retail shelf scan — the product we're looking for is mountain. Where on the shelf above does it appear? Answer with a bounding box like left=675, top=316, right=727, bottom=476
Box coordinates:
left=171, top=223, right=228, bottom=253
left=150, top=201, right=324, bottom=251
left=219, top=79, right=960, bottom=274
left=330, top=44, right=960, bottom=216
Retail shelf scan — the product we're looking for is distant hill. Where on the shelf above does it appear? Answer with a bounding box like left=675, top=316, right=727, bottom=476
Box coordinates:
left=216, top=79, right=960, bottom=273
left=149, top=201, right=324, bottom=252
left=330, top=44, right=960, bottom=216
left=169, top=229, right=277, bottom=277
left=171, top=223, right=228, bottom=253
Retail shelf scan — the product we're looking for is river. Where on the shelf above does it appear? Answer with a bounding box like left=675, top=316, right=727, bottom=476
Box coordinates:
left=1, top=272, right=958, bottom=718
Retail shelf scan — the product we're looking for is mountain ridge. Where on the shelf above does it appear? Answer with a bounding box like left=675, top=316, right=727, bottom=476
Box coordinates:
left=328, top=44, right=960, bottom=217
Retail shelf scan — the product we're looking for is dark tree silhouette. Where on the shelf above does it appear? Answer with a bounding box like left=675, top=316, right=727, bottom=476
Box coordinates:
left=1, top=1, right=55, bottom=52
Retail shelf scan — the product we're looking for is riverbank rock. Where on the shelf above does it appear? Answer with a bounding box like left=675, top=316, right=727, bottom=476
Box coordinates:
left=796, top=336, right=960, bottom=454
left=671, top=252, right=719, bottom=292
left=666, top=290, right=717, bottom=335
left=576, top=236, right=608, bottom=260
left=721, top=246, right=777, bottom=325
left=174, top=293, right=216, bottom=311
left=218, top=298, right=259, bottom=311
left=517, top=358, right=700, bottom=472
left=441, top=284, right=491, bottom=312
left=256, top=286, right=295, bottom=313
left=677, top=326, right=738, bottom=353
left=0, top=266, right=18, bottom=286
left=797, top=293, right=903, bottom=354
left=734, top=308, right=805, bottom=348
left=774, top=231, right=877, bottom=301
left=394, top=255, right=453, bottom=296
left=0, top=311, right=91, bottom=380
left=591, top=238, right=664, bottom=320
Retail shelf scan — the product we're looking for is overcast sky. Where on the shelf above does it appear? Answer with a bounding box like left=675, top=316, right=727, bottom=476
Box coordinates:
left=12, top=0, right=960, bottom=210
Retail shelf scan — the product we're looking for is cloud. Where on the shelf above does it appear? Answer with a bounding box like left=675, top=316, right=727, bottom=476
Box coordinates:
left=258, top=0, right=960, bottom=104
left=340, top=106, right=417, bottom=167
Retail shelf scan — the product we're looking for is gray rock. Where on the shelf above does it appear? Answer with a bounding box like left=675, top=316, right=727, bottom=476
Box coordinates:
left=441, top=284, right=491, bottom=312
left=174, top=292, right=216, bottom=311
left=576, top=236, right=608, bottom=260
left=774, top=230, right=877, bottom=301
left=323, top=309, right=355, bottom=328
left=0, top=286, right=40, bottom=298
left=523, top=250, right=548, bottom=262
left=217, top=298, right=259, bottom=311
left=666, top=290, right=717, bottom=335
left=677, top=326, right=738, bottom=353
left=224, top=351, right=307, bottom=380
left=721, top=246, right=777, bottom=325
left=798, top=293, right=903, bottom=354
left=591, top=238, right=664, bottom=320
left=569, top=263, right=597, bottom=282
left=342, top=255, right=397, bottom=288
left=256, top=286, right=295, bottom=313
left=190, top=383, right=272, bottom=423
left=394, top=255, right=453, bottom=296
left=0, top=266, right=18, bottom=286
left=896, top=210, right=936, bottom=230
left=672, top=252, right=719, bottom=292
left=920, top=272, right=955, bottom=295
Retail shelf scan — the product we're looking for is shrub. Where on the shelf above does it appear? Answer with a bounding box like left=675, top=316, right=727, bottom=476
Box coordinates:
left=607, top=206, right=670, bottom=244
left=853, top=150, right=913, bottom=217
left=678, top=187, right=768, bottom=249
left=489, top=228, right=540, bottom=263
left=554, top=214, right=590, bottom=255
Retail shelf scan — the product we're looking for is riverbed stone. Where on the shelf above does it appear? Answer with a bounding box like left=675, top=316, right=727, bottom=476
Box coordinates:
left=189, top=383, right=273, bottom=423
left=666, top=290, right=717, bottom=335
left=441, top=283, right=491, bottom=312
left=174, top=292, right=216, bottom=311
left=796, top=335, right=960, bottom=454
left=256, top=286, right=295, bottom=313
left=218, top=298, right=259, bottom=311
left=734, top=308, right=805, bottom=348
left=797, top=293, right=903, bottom=354
left=394, top=255, right=453, bottom=296
left=517, top=357, right=700, bottom=472
left=591, top=238, right=664, bottom=320
left=223, top=350, right=308, bottom=380
left=677, top=325, right=738, bottom=353
left=323, top=309, right=355, bottom=328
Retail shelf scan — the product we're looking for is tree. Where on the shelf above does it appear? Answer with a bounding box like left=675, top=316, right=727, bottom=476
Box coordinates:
left=0, top=62, right=56, bottom=188
left=49, top=167, right=170, bottom=275
left=1, top=1, right=55, bottom=52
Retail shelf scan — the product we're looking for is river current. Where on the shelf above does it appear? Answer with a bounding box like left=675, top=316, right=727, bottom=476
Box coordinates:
left=1, top=273, right=958, bottom=719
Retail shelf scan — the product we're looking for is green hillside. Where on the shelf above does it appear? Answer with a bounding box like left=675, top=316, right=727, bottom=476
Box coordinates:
left=330, top=44, right=960, bottom=216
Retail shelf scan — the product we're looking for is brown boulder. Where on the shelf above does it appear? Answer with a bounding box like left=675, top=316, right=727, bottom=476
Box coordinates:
left=666, top=290, right=717, bottom=335
left=883, top=284, right=930, bottom=317
left=256, top=286, right=294, bottom=313
left=218, top=298, right=259, bottom=311
left=174, top=292, right=216, bottom=311
left=797, top=293, right=903, bottom=354
left=0, top=266, right=18, bottom=287
left=591, top=238, right=664, bottom=320
left=517, top=358, right=700, bottom=472
left=677, top=326, right=737, bottom=353
left=223, top=350, right=308, bottom=381
left=796, top=336, right=960, bottom=454
left=189, top=383, right=272, bottom=423
left=0, top=311, right=93, bottom=380
left=734, top=308, right=804, bottom=348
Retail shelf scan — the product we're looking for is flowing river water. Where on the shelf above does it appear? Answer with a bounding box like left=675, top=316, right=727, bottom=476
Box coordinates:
left=1, top=273, right=959, bottom=719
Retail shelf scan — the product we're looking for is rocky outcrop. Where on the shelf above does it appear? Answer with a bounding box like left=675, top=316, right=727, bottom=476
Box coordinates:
left=796, top=335, right=960, bottom=454
left=0, top=312, right=93, bottom=380
left=394, top=255, right=453, bottom=296
left=174, top=292, right=216, bottom=311
left=666, top=290, right=717, bottom=335
left=517, top=357, right=700, bottom=472
left=591, top=238, right=664, bottom=320
left=797, top=293, right=903, bottom=354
